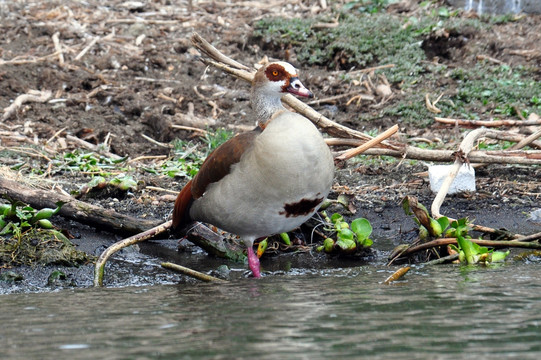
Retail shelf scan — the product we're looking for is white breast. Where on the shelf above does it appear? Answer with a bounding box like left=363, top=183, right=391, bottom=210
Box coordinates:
left=190, top=112, right=334, bottom=238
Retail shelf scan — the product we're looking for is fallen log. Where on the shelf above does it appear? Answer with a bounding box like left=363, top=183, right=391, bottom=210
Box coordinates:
left=0, top=176, right=161, bottom=235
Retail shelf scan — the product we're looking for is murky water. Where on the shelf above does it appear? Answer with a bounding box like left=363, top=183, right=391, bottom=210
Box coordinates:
left=2, top=262, right=541, bottom=359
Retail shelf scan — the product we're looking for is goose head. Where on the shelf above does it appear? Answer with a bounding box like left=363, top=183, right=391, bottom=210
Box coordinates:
left=251, top=62, right=313, bottom=123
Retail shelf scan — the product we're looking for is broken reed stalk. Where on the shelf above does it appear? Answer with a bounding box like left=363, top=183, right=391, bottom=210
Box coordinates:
left=431, top=128, right=488, bottom=219
left=384, top=266, right=410, bottom=284
left=94, top=220, right=172, bottom=286
left=335, top=124, right=398, bottom=161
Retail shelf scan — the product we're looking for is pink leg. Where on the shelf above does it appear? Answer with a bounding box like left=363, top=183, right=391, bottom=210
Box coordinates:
left=246, top=245, right=261, bottom=278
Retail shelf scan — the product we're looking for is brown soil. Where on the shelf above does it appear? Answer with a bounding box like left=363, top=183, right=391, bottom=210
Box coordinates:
left=1, top=1, right=540, bottom=291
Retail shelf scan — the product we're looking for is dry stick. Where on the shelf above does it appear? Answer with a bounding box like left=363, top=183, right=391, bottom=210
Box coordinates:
left=94, top=221, right=173, bottom=286
left=510, top=128, right=541, bottom=150
left=435, top=117, right=541, bottom=127
left=484, top=131, right=541, bottom=150
left=307, top=91, right=374, bottom=106
left=75, top=36, right=100, bottom=61
left=335, top=125, right=398, bottom=162
left=161, top=262, right=227, bottom=283
left=65, top=135, right=124, bottom=160
left=51, top=32, right=64, bottom=66
left=384, top=266, right=410, bottom=284
left=512, top=231, right=541, bottom=243
left=2, top=90, right=53, bottom=121
left=192, top=32, right=251, bottom=71
left=0, top=50, right=63, bottom=66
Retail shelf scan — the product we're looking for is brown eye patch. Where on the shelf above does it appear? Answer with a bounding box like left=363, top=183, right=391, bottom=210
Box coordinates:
left=265, top=64, right=288, bottom=82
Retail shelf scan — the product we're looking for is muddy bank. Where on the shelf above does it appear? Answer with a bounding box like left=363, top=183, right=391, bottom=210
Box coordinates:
left=1, top=1, right=541, bottom=293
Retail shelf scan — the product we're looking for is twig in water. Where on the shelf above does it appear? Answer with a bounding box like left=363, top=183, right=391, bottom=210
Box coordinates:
left=162, top=262, right=228, bottom=283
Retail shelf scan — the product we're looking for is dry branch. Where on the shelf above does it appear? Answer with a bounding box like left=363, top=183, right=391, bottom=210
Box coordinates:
left=329, top=141, right=541, bottom=165
left=435, top=116, right=541, bottom=127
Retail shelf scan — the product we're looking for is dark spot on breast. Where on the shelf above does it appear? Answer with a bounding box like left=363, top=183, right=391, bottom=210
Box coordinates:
left=279, top=197, right=324, bottom=218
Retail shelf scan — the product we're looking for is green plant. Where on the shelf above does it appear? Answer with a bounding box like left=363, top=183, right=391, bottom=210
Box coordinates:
left=402, top=197, right=509, bottom=264
left=54, top=150, right=127, bottom=175
left=0, top=200, right=64, bottom=236
left=202, top=128, right=234, bottom=154
left=317, top=212, right=373, bottom=254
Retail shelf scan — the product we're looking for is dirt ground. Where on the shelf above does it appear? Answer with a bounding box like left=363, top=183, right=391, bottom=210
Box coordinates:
left=1, top=0, right=540, bottom=292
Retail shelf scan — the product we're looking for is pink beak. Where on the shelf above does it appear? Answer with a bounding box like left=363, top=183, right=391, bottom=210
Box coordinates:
left=286, top=77, right=314, bottom=98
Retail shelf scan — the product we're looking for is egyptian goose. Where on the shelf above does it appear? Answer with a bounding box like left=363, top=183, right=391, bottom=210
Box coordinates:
left=172, top=61, right=334, bottom=277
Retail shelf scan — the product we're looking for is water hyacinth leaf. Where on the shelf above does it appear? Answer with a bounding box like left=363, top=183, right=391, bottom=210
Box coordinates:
left=324, top=238, right=335, bottom=253
left=429, top=218, right=443, bottom=237
left=338, top=228, right=355, bottom=241
left=110, top=176, right=137, bottom=191
left=437, top=217, right=450, bottom=232
left=351, top=218, right=372, bottom=240
left=32, top=208, right=56, bottom=222
left=336, top=238, right=356, bottom=252
left=336, top=194, right=349, bottom=207
left=280, top=232, right=291, bottom=246
left=88, top=176, right=107, bottom=189
left=257, top=238, right=268, bottom=258
left=38, top=219, right=54, bottom=229
left=331, top=213, right=344, bottom=224
left=490, top=250, right=510, bottom=262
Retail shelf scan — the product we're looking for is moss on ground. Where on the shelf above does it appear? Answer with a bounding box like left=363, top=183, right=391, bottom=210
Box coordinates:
left=0, top=229, right=92, bottom=267
left=253, top=4, right=541, bottom=128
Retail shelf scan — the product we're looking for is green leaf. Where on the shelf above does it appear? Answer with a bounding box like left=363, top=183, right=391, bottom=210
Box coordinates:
left=337, top=228, right=354, bottom=241
left=437, top=217, right=450, bottom=232
left=336, top=238, right=357, bottom=252
left=331, top=213, right=344, bottom=224
left=37, top=219, right=54, bottom=229
left=279, top=232, right=291, bottom=246
left=360, top=238, right=373, bottom=247
left=438, top=7, right=450, bottom=18
left=351, top=218, right=372, bottom=240
left=490, top=250, right=510, bottom=262
left=324, top=238, right=335, bottom=253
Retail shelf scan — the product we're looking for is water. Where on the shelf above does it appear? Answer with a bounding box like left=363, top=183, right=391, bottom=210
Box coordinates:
left=460, top=0, right=525, bottom=14
left=2, top=261, right=541, bottom=359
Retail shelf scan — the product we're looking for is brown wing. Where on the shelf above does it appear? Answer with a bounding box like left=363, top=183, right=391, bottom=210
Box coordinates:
left=191, top=129, right=260, bottom=198
left=172, top=128, right=260, bottom=231
left=172, top=179, right=193, bottom=230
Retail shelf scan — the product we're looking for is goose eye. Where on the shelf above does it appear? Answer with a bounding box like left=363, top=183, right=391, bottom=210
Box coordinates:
left=272, top=70, right=279, bottom=76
